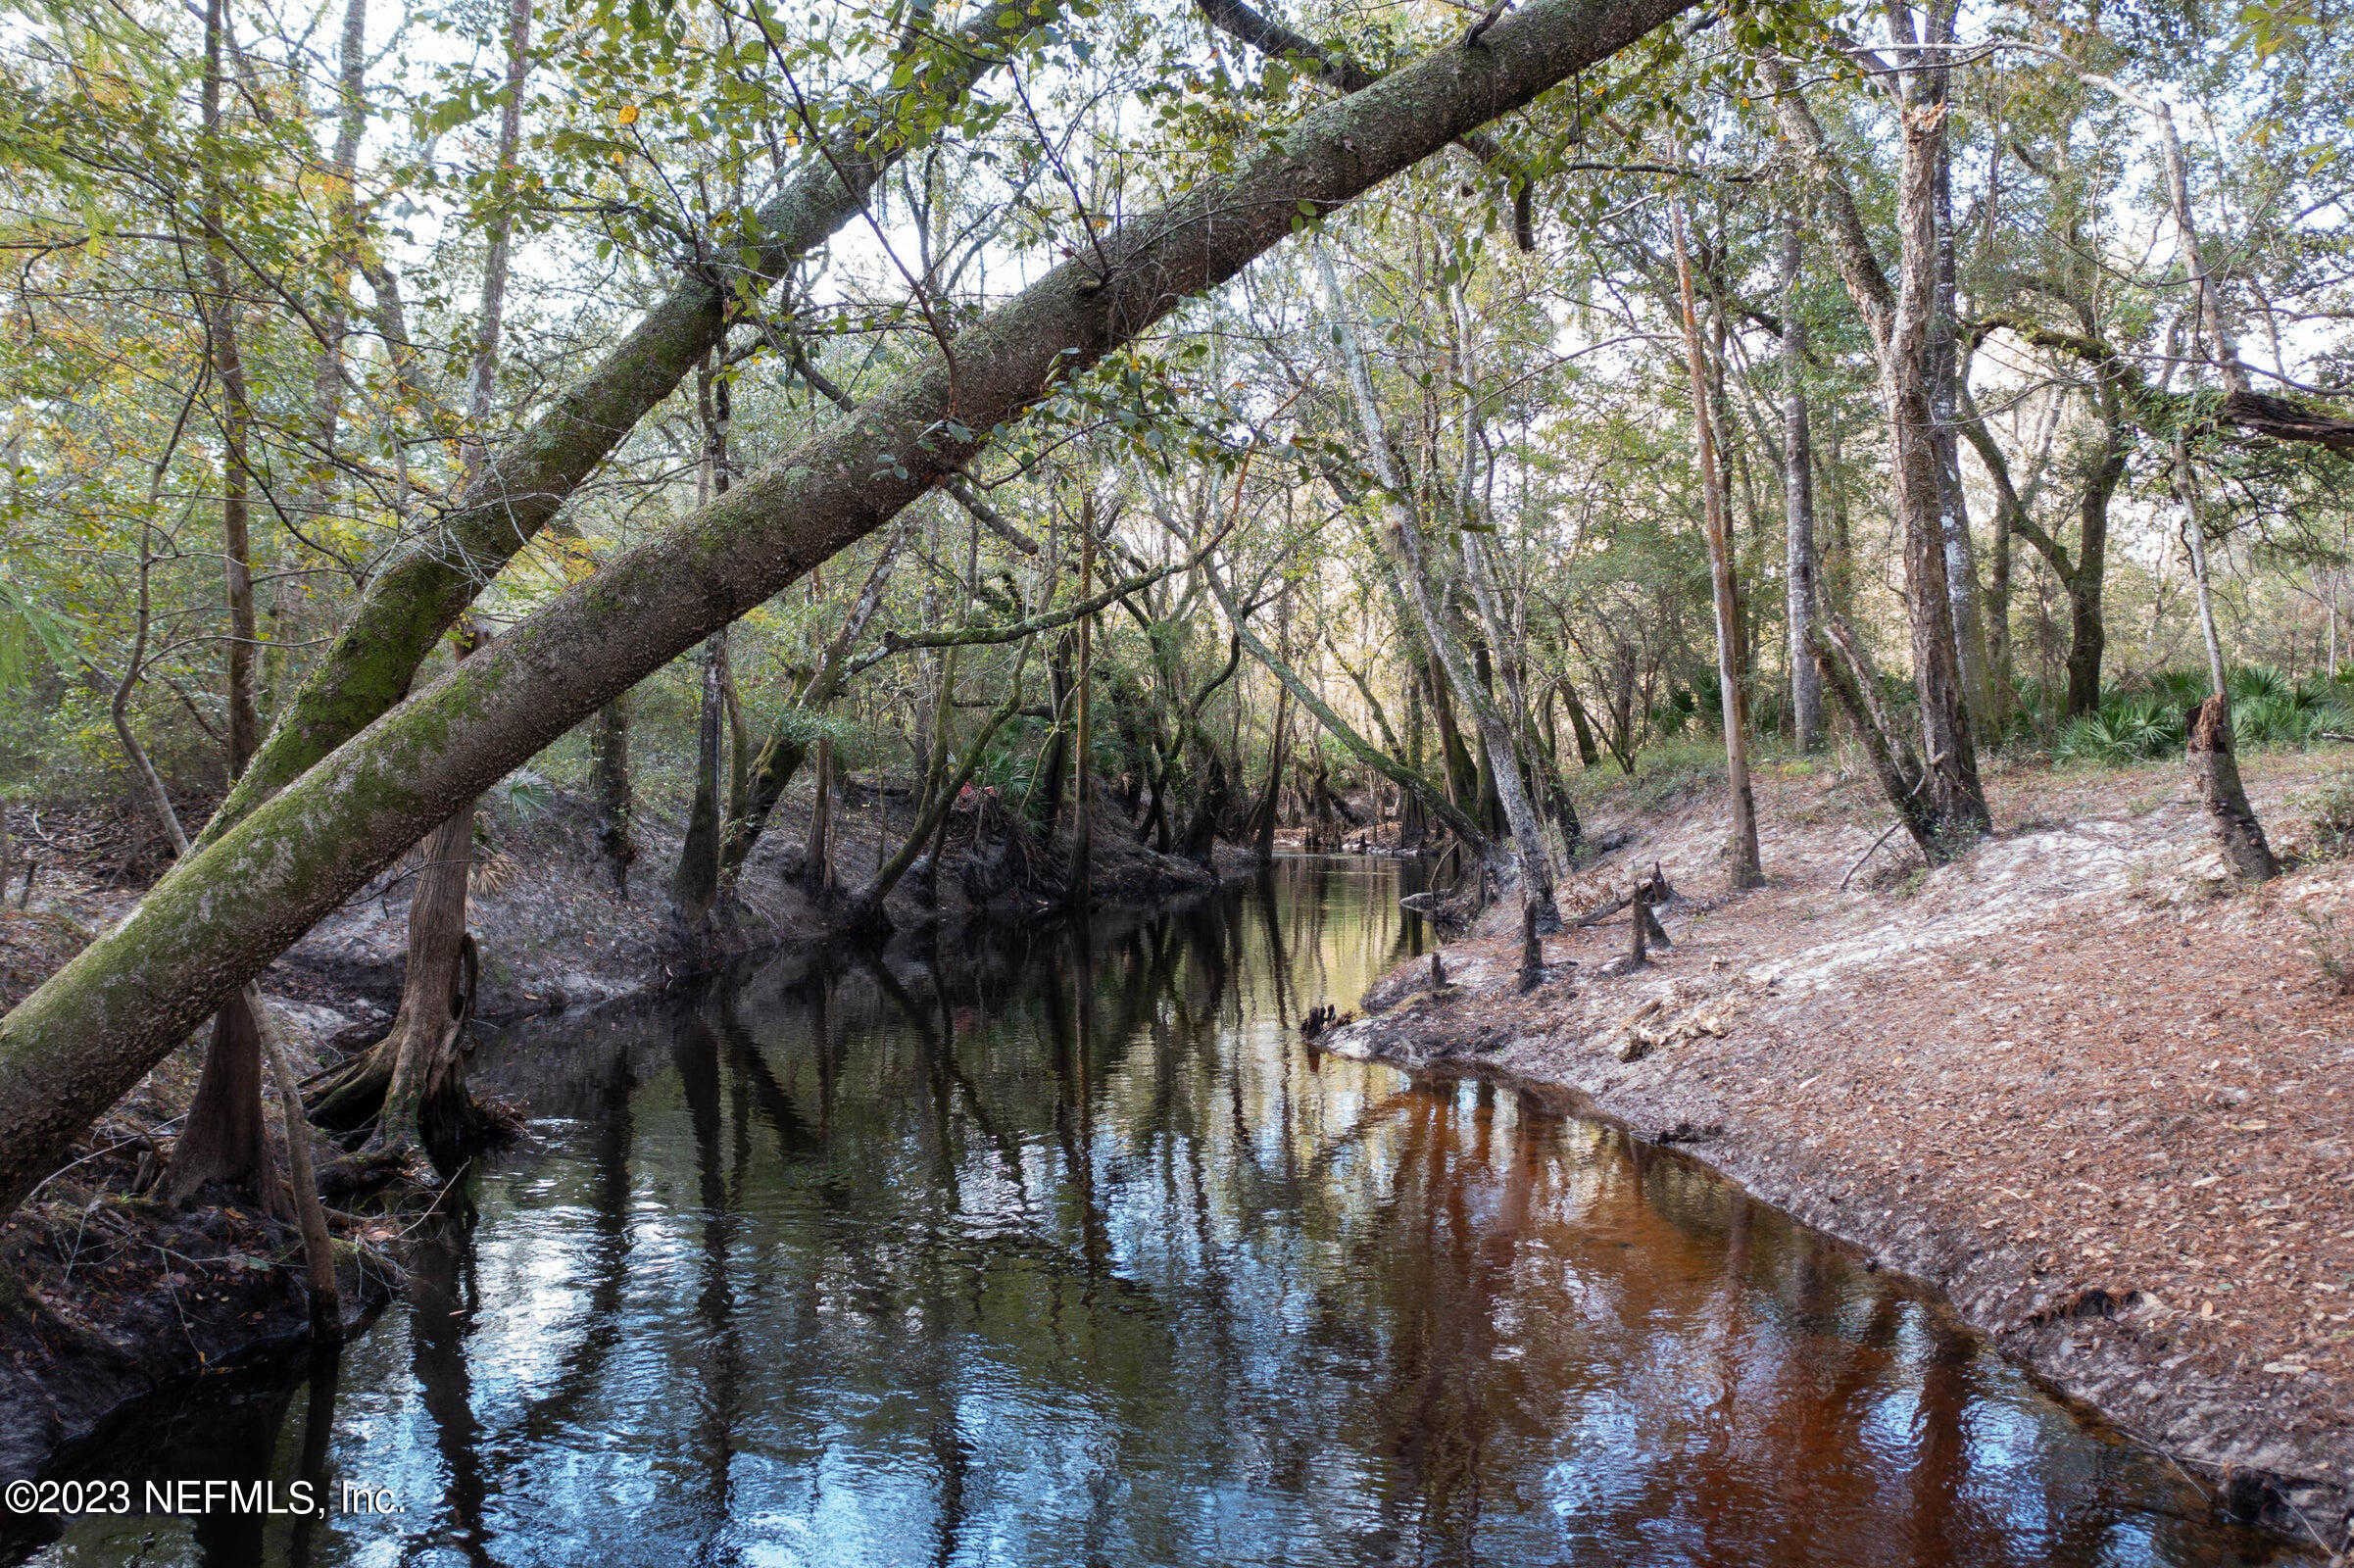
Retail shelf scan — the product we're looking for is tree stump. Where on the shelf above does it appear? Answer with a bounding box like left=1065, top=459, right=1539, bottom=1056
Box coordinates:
left=1518, top=898, right=1545, bottom=994
left=2186, top=695, right=2280, bottom=882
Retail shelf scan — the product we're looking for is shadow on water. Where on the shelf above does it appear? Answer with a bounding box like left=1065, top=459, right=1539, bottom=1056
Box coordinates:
left=18, top=857, right=2311, bottom=1567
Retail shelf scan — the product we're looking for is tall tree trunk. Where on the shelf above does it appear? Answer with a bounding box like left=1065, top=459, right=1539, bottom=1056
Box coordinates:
left=1067, top=499, right=1096, bottom=906
left=466, top=0, right=529, bottom=442
left=804, top=740, right=836, bottom=901
left=172, top=0, right=267, bottom=1201
left=1887, top=102, right=1988, bottom=839
left=1770, top=58, right=1985, bottom=839
left=2062, top=468, right=2117, bottom=718
left=1251, top=680, right=1289, bottom=862
left=592, top=692, right=636, bottom=893
left=1925, top=6, right=1993, bottom=739
left=674, top=351, right=730, bottom=928
left=674, top=633, right=728, bottom=924
left=1399, top=669, right=1429, bottom=845
left=1780, top=215, right=1824, bottom=753
left=332, top=2, right=531, bottom=1143
left=1670, top=191, right=1763, bottom=888
left=0, top=0, right=1701, bottom=1218
left=279, top=0, right=369, bottom=692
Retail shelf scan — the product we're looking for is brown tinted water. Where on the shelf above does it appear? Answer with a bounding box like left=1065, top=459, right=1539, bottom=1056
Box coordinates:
left=17, top=858, right=2305, bottom=1566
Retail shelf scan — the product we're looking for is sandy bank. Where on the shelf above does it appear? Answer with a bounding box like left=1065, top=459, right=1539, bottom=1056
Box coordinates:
left=1323, top=748, right=2354, bottom=1555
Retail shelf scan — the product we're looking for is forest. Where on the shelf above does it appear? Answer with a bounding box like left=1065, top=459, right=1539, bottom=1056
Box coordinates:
left=2, top=0, right=2352, bottom=1556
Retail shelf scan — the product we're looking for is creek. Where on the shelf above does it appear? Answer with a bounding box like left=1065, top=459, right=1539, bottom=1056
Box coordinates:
left=17, top=858, right=2300, bottom=1566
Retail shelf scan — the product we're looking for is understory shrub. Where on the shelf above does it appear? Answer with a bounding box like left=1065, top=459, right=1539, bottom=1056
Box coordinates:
left=2036, top=666, right=2353, bottom=766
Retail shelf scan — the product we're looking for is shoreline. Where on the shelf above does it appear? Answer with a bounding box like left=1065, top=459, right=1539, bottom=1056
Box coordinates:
left=1318, top=752, right=2354, bottom=1556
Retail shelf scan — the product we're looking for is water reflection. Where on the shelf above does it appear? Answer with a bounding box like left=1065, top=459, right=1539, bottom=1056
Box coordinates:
left=23, top=858, right=2301, bottom=1567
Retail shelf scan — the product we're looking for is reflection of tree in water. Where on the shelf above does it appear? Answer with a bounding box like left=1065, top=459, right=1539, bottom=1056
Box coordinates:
left=408, top=1213, right=497, bottom=1567
left=283, top=1348, right=340, bottom=1568
left=505, top=1051, right=635, bottom=1453
left=676, top=1007, right=744, bottom=1564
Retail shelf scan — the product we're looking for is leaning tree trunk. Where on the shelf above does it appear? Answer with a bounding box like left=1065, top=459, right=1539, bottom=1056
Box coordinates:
left=1810, top=620, right=1943, bottom=863
left=2186, top=696, right=2279, bottom=883
left=1315, top=244, right=1558, bottom=926
left=0, top=0, right=1701, bottom=1218
left=2176, top=439, right=2278, bottom=882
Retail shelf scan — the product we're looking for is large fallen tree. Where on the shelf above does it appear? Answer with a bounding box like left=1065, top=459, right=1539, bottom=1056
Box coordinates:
left=0, top=0, right=1695, bottom=1217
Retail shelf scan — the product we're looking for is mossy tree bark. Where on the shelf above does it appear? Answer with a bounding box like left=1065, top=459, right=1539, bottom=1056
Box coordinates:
left=0, top=0, right=1699, bottom=1217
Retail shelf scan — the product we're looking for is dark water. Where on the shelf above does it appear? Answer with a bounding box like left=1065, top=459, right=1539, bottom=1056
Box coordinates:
left=19, top=858, right=2304, bottom=1567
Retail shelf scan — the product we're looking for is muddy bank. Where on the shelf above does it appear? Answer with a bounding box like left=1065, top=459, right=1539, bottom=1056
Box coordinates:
left=0, top=1198, right=394, bottom=1523
left=1322, top=749, right=2354, bottom=1555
